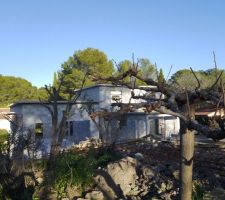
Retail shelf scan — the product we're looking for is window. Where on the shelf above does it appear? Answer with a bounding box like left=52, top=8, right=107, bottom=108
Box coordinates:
left=35, top=123, right=43, bottom=138
left=111, top=91, right=122, bottom=103
left=119, top=115, right=127, bottom=128
left=74, top=120, right=91, bottom=142
left=65, top=121, right=69, bottom=136
left=70, top=121, right=73, bottom=136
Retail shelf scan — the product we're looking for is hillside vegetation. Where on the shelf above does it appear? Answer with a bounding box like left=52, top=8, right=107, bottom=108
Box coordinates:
left=0, top=75, right=47, bottom=107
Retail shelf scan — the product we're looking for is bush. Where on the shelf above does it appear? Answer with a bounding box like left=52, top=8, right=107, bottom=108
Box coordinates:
left=50, top=147, right=121, bottom=198
left=0, top=129, right=8, bottom=143
left=192, top=180, right=205, bottom=200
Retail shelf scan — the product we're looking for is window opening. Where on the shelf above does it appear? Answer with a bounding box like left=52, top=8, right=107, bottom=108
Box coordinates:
left=35, top=123, right=43, bottom=138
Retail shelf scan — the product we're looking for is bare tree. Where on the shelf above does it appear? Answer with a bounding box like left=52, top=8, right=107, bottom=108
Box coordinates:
left=92, top=55, right=225, bottom=200
left=39, top=73, right=87, bottom=162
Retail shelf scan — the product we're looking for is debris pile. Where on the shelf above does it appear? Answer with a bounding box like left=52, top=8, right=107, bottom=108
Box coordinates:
left=73, top=137, right=102, bottom=150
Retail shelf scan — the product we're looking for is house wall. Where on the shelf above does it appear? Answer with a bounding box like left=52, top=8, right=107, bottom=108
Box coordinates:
left=0, top=119, right=11, bottom=132
left=79, top=86, right=100, bottom=103
left=148, top=114, right=180, bottom=139
left=10, top=103, right=99, bottom=151
left=99, top=86, right=132, bottom=109
left=116, top=114, right=148, bottom=142
left=79, top=85, right=151, bottom=110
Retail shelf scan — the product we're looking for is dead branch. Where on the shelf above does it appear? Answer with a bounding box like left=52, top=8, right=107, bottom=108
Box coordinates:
left=166, top=65, right=173, bottom=81
left=213, top=51, right=218, bottom=81
left=91, top=58, right=225, bottom=140
left=210, top=70, right=223, bottom=90
left=190, top=67, right=200, bottom=90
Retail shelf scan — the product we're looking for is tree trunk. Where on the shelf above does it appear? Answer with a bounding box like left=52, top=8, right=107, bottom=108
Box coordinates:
left=48, top=115, right=60, bottom=169
left=180, top=105, right=195, bottom=200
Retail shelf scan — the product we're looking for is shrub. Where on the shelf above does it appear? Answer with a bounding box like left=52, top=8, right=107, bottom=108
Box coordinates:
left=0, top=129, right=8, bottom=143
left=50, top=147, right=121, bottom=198
left=192, top=180, right=205, bottom=200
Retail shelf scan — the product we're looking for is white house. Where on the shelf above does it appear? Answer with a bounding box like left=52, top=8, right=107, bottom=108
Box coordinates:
left=10, top=84, right=180, bottom=153
left=0, top=108, right=12, bottom=132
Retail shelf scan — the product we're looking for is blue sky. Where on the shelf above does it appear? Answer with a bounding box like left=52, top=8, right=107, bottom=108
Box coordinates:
left=1, top=0, right=225, bottom=87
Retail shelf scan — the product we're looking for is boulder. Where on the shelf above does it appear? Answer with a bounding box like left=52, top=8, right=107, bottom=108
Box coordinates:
left=134, top=153, right=144, bottom=161
left=172, top=170, right=179, bottom=180
left=208, top=187, right=225, bottom=200
left=94, top=156, right=139, bottom=198
left=141, top=165, right=155, bottom=179
left=85, top=191, right=104, bottom=200
left=94, top=174, right=117, bottom=199
left=106, top=156, right=138, bottom=196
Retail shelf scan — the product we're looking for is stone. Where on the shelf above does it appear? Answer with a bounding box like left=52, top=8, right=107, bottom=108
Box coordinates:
left=157, top=182, right=167, bottom=194
left=172, top=170, right=179, bottom=180
left=134, top=153, right=144, bottom=161
left=141, top=165, right=155, bottom=179
left=94, top=156, right=138, bottom=198
left=94, top=174, right=117, bottom=199
left=85, top=191, right=104, bottom=200
left=106, top=156, right=138, bottom=196
left=37, top=177, right=43, bottom=184
left=166, top=180, right=173, bottom=190
left=209, top=187, right=225, bottom=200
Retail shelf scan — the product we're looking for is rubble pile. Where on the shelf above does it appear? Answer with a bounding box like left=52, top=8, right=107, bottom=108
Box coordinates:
left=79, top=141, right=225, bottom=200
left=72, top=137, right=102, bottom=150
left=38, top=140, right=225, bottom=199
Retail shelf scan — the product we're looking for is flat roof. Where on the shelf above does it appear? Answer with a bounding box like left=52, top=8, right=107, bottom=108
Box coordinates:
left=75, top=84, right=129, bottom=92
left=10, top=100, right=98, bottom=107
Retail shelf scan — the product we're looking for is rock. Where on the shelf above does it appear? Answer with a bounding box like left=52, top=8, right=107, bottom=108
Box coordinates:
left=153, top=143, right=159, bottom=147
left=94, top=174, right=117, bottom=199
left=160, top=192, right=172, bottom=200
left=141, top=165, right=155, bottom=179
left=73, top=137, right=102, bottom=150
left=157, top=182, right=167, bottom=194
left=209, top=187, right=225, bottom=200
left=134, top=153, right=144, bottom=161
left=172, top=170, right=179, bottom=180
left=85, top=191, right=104, bottom=200
left=166, top=180, right=173, bottom=190
left=94, top=156, right=138, bottom=198
left=37, top=177, right=43, bottom=184
left=106, top=156, right=138, bottom=196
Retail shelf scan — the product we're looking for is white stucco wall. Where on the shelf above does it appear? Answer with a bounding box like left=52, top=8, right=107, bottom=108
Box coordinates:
left=0, top=119, right=11, bottom=132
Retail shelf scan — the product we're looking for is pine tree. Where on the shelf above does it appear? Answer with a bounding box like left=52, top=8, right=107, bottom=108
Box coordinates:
left=158, top=68, right=165, bottom=84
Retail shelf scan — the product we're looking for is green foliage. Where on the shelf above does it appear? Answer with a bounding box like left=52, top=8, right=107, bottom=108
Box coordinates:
left=34, top=159, right=48, bottom=170
left=50, top=148, right=121, bottom=198
left=0, top=129, right=8, bottom=144
left=32, top=196, right=40, bottom=200
left=95, top=147, right=122, bottom=167
left=169, top=68, right=225, bottom=91
left=0, top=76, right=48, bottom=106
left=192, top=180, right=205, bottom=200
left=59, top=48, right=114, bottom=97
left=139, top=58, right=157, bottom=80
left=115, top=60, right=132, bottom=84
left=53, top=72, right=58, bottom=87
left=115, top=58, right=157, bottom=86
left=158, top=68, right=165, bottom=84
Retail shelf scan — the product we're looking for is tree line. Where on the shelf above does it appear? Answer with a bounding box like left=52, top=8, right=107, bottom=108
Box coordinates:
left=1, top=47, right=224, bottom=106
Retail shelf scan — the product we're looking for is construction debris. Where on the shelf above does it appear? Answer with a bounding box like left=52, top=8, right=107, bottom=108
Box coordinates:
left=72, top=137, right=102, bottom=150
